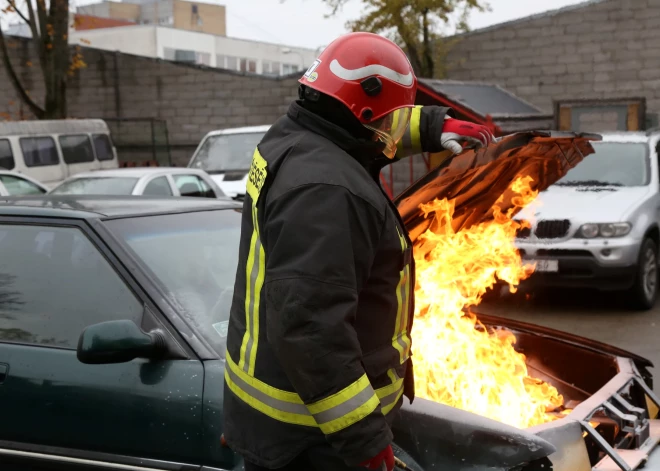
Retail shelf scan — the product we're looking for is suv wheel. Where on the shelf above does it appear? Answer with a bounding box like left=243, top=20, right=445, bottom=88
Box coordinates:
left=628, top=237, right=658, bottom=310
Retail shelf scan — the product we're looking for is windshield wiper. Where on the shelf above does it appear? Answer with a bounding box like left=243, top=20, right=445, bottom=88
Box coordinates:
left=555, top=180, right=623, bottom=187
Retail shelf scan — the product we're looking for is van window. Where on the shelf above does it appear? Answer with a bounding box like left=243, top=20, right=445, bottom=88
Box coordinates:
left=19, top=137, right=59, bottom=167
left=0, top=140, right=14, bottom=170
left=59, top=135, right=95, bottom=164
left=92, top=134, right=114, bottom=161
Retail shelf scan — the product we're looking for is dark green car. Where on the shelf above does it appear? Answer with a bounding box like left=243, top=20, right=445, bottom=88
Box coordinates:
left=0, top=196, right=242, bottom=470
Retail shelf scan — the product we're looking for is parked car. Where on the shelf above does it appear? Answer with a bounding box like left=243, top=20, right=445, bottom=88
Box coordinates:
left=514, top=131, right=660, bottom=310
left=0, top=132, right=657, bottom=471
left=0, top=170, right=48, bottom=196
left=187, top=125, right=269, bottom=198
left=48, top=167, right=226, bottom=198
left=0, top=119, right=119, bottom=188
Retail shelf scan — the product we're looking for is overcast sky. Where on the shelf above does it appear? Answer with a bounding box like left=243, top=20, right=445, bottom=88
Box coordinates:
left=217, top=0, right=587, bottom=49
left=2, top=0, right=588, bottom=49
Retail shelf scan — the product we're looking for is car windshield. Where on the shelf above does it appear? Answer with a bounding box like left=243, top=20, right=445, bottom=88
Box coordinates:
left=105, top=209, right=241, bottom=354
left=50, top=177, right=138, bottom=195
left=189, top=132, right=266, bottom=173
left=554, top=142, right=649, bottom=187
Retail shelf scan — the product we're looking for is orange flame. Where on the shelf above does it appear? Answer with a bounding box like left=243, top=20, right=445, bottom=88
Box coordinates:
left=411, top=176, right=564, bottom=428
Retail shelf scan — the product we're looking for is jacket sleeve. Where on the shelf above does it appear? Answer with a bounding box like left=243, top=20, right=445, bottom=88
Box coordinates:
left=396, top=105, right=455, bottom=159
left=263, top=182, right=391, bottom=466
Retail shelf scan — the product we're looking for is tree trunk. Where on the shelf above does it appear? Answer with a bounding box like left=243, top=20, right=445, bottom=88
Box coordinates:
left=421, top=9, right=435, bottom=78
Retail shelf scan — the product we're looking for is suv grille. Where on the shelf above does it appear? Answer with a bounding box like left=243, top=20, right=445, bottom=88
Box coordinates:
left=535, top=220, right=570, bottom=239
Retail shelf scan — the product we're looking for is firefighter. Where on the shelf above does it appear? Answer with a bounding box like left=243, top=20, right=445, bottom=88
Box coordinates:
left=223, top=32, right=494, bottom=471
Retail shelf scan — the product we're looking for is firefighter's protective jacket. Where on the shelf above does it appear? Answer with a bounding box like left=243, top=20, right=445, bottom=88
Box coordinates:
left=223, top=102, right=453, bottom=468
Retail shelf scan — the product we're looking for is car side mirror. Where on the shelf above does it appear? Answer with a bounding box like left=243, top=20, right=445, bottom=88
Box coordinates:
left=77, top=320, right=167, bottom=365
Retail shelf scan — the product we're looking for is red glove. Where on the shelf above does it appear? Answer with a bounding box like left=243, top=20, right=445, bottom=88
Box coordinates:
left=359, top=444, right=395, bottom=470
left=440, top=117, right=495, bottom=155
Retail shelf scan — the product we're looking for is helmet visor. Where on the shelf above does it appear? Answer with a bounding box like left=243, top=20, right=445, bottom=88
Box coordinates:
left=364, top=107, right=412, bottom=159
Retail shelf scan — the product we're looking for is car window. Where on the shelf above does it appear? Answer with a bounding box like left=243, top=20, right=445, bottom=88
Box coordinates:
left=189, top=132, right=265, bottom=173
left=0, top=175, right=46, bottom=195
left=50, top=177, right=138, bottom=195
left=173, top=174, right=216, bottom=198
left=19, top=137, right=60, bottom=167
left=143, top=176, right=173, bottom=196
left=0, top=225, right=143, bottom=349
left=0, top=139, right=14, bottom=170
left=59, top=134, right=95, bottom=164
left=106, top=210, right=241, bottom=355
left=554, top=142, right=649, bottom=187
left=92, top=134, right=114, bottom=161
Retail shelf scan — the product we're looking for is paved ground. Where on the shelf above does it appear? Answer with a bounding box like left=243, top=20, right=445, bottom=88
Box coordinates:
left=478, top=287, right=660, bottom=392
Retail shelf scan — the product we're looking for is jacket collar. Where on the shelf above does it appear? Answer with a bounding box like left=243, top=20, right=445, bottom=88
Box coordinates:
left=287, top=101, right=392, bottom=177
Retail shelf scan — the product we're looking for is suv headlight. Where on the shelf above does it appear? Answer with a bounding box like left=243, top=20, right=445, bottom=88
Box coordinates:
left=578, top=223, right=631, bottom=238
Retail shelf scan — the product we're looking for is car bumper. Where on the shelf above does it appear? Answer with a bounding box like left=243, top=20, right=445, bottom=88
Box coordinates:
left=516, top=238, right=640, bottom=290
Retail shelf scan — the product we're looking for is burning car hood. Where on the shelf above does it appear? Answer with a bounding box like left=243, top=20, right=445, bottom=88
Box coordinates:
left=395, top=131, right=601, bottom=241
left=389, top=131, right=660, bottom=470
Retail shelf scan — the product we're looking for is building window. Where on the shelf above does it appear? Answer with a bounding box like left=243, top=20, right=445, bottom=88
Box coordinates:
left=174, top=49, right=197, bottom=63
left=196, top=52, right=211, bottom=66
left=226, top=56, right=238, bottom=71
left=262, top=60, right=280, bottom=76
left=239, top=58, right=257, bottom=73
left=282, top=63, right=299, bottom=75
left=216, top=55, right=225, bottom=68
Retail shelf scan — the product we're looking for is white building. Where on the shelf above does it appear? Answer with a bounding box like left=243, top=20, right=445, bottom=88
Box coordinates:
left=68, top=25, right=318, bottom=75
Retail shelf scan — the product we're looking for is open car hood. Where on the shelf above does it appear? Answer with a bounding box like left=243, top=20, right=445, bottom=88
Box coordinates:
left=394, top=131, right=601, bottom=241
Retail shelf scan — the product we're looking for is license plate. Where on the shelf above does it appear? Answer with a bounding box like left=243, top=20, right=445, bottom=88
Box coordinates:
left=526, top=259, right=559, bottom=273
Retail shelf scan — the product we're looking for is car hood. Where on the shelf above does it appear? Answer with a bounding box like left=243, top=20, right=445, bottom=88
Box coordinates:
left=515, top=184, right=651, bottom=222
left=395, top=131, right=601, bottom=241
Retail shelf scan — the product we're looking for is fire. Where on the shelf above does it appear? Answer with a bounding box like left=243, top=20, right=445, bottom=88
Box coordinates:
left=411, top=176, right=564, bottom=429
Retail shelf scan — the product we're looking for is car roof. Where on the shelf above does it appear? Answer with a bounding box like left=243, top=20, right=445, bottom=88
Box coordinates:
left=0, top=195, right=241, bottom=219
left=203, top=125, right=270, bottom=138
left=65, top=167, right=210, bottom=179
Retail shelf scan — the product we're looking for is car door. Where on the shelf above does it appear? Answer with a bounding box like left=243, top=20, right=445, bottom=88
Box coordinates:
left=0, top=218, right=205, bottom=470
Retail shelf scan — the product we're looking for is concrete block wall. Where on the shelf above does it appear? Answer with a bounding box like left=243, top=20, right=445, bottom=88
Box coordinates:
left=445, top=0, right=660, bottom=117
left=0, top=38, right=299, bottom=165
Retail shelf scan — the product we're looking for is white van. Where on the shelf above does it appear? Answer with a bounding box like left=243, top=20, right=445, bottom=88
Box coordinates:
left=187, top=126, right=269, bottom=198
left=0, top=119, right=119, bottom=189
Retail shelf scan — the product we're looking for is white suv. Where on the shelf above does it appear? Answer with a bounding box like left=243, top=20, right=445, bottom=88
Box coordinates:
left=515, top=131, right=660, bottom=310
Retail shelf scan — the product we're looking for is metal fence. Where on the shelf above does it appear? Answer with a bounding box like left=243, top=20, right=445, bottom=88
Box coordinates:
left=104, top=118, right=172, bottom=167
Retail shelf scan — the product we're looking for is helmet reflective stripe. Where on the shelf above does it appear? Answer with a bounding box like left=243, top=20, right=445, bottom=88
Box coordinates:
left=329, top=59, right=414, bottom=86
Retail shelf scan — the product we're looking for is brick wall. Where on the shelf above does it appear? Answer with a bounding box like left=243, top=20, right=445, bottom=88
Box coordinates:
left=445, top=0, right=660, bottom=119
left=0, top=37, right=299, bottom=165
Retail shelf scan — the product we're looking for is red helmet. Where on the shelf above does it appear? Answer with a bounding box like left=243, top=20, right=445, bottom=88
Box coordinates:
left=299, top=32, right=417, bottom=158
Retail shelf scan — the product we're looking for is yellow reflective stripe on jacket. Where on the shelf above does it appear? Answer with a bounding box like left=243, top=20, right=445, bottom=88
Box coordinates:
left=226, top=353, right=402, bottom=430
left=225, top=353, right=316, bottom=427
left=379, top=369, right=405, bottom=416
left=392, top=227, right=412, bottom=364
left=397, top=105, right=423, bottom=154
left=307, top=374, right=380, bottom=435
left=239, top=149, right=268, bottom=375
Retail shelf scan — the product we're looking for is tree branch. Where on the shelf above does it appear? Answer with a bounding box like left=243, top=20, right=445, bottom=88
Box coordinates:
left=0, top=27, right=45, bottom=118
left=6, top=0, right=30, bottom=25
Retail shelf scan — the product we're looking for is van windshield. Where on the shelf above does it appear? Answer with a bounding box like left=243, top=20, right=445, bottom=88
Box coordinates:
left=554, top=142, right=649, bottom=188
left=189, top=132, right=266, bottom=173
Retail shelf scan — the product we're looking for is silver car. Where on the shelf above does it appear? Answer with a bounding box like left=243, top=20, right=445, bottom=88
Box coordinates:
left=49, top=167, right=226, bottom=199
left=515, top=131, right=660, bottom=309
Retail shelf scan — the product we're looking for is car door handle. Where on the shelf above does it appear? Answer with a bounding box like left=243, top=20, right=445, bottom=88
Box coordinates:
left=0, top=363, right=8, bottom=384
